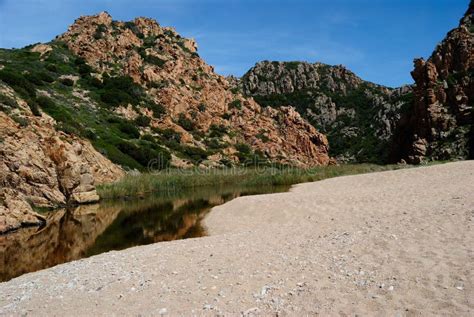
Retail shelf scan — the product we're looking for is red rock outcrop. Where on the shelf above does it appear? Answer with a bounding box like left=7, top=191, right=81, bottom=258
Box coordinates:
left=0, top=84, right=124, bottom=233
left=58, top=12, right=331, bottom=167
left=392, top=2, right=473, bottom=163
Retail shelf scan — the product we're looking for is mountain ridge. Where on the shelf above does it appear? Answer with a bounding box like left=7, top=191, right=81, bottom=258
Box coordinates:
left=0, top=12, right=331, bottom=233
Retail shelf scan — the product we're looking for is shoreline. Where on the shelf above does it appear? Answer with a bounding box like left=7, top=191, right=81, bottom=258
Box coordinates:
left=1, top=161, right=473, bottom=315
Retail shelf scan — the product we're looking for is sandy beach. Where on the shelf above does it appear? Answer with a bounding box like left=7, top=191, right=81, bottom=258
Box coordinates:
left=1, top=161, right=473, bottom=316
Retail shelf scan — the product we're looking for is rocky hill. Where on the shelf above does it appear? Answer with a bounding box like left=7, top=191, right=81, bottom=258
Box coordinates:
left=239, top=61, right=412, bottom=163
left=55, top=12, right=331, bottom=168
left=391, top=2, right=473, bottom=163
left=239, top=1, right=473, bottom=164
left=0, top=13, right=330, bottom=232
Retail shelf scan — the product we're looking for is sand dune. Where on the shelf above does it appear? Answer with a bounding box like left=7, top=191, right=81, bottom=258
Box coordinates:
left=1, top=161, right=473, bottom=316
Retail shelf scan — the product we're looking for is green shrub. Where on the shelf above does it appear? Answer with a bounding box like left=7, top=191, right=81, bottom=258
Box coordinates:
left=38, top=71, right=54, bottom=83
left=124, top=21, right=144, bottom=38
left=86, top=76, right=104, bottom=88
left=60, top=78, right=74, bottom=86
left=100, top=89, right=133, bottom=107
left=36, top=95, right=56, bottom=109
left=148, top=102, right=166, bottom=118
left=11, top=114, right=29, bottom=127
left=205, top=137, right=227, bottom=149
left=148, top=80, right=169, bottom=89
left=156, top=128, right=181, bottom=143
left=0, top=94, right=17, bottom=109
left=117, top=140, right=171, bottom=169
left=142, top=54, right=166, bottom=67
left=198, top=103, right=206, bottom=112
left=26, top=71, right=55, bottom=86
left=135, top=115, right=151, bottom=127
left=117, top=120, right=140, bottom=139
left=78, top=64, right=93, bottom=76
left=209, top=124, right=228, bottom=137
left=228, top=99, right=242, bottom=110
left=0, top=69, right=36, bottom=97
left=94, top=24, right=107, bottom=40
left=27, top=99, right=41, bottom=116
left=235, top=142, right=254, bottom=163
left=256, top=131, right=270, bottom=142
left=236, top=142, right=251, bottom=154
left=99, top=75, right=144, bottom=107
left=182, top=145, right=209, bottom=162
left=45, top=63, right=58, bottom=72
left=285, top=62, right=300, bottom=70
left=83, top=128, right=97, bottom=140
left=141, top=134, right=155, bottom=142
left=177, top=113, right=195, bottom=131
left=143, top=36, right=157, bottom=48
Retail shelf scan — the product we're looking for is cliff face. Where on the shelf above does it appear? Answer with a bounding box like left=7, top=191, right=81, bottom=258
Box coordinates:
left=56, top=12, right=331, bottom=167
left=392, top=3, right=473, bottom=163
left=0, top=83, right=124, bottom=233
left=239, top=61, right=412, bottom=163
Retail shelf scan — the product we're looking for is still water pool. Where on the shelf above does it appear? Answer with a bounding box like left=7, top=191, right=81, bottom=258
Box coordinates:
left=0, top=184, right=289, bottom=282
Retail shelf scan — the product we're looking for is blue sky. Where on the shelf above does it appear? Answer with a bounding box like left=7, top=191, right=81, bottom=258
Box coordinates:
left=0, top=0, right=469, bottom=87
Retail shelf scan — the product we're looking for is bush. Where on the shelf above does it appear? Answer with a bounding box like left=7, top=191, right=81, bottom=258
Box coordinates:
left=27, top=99, right=41, bottom=116
left=141, top=134, right=155, bottom=142
left=142, top=54, right=166, bottom=67
left=0, top=69, right=36, bottom=97
left=285, top=62, right=300, bottom=70
left=78, top=63, right=93, bottom=76
left=11, top=114, right=29, bottom=127
left=86, top=76, right=104, bottom=89
left=100, top=89, right=134, bottom=107
left=135, top=115, right=151, bottom=127
left=37, top=71, right=54, bottom=83
left=36, top=95, right=56, bottom=109
left=256, top=131, right=270, bottom=142
left=118, top=120, right=140, bottom=139
left=45, top=63, right=58, bottom=72
left=148, top=102, right=166, bottom=118
left=235, top=142, right=251, bottom=154
left=61, top=78, right=74, bottom=86
left=99, top=75, right=144, bottom=107
left=94, top=24, right=107, bottom=40
left=143, top=36, right=157, bottom=48
left=205, top=137, right=227, bottom=149
left=124, top=21, right=144, bottom=38
left=157, top=128, right=181, bottom=143
left=177, top=113, right=195, bottom=131
left=0, top=94, right=17, bottom=109
left=27, top=72, right=53, bottom=86
left=209, top=124, right=228, bottom=137
left=235, top=142, right=255, bottom=163
left=228, top=99, right=242, bottom=110
left=198, top=103, right=206, bottom=112
left=117, top=140, right=171, bottom=169
left=182, top=145, right=209, bottom=162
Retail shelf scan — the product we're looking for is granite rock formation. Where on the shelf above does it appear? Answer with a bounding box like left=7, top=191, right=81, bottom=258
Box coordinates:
left=239, top=61, right=412, bottom=163
left=56, top=12, right=331, bottom=167
left=392, top=2, right=473, bottom=163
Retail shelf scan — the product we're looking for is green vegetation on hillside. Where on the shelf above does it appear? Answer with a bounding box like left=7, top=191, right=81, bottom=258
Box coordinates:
left=253, top=84, right=385, bottom=162
left=0, top=42, right=172, bottom=171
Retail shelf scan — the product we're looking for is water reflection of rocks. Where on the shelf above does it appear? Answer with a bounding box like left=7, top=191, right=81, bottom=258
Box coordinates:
left=0, top=185, right=288, bottom=282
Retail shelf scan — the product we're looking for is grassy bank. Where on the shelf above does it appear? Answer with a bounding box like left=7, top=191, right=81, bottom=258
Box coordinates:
left=97, top=164, right=407, bottom=200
